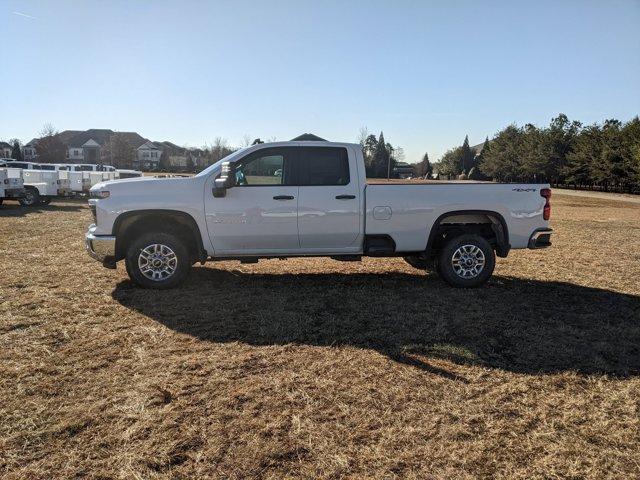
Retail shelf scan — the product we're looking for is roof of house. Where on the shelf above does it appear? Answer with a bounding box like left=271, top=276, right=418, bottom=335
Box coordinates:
left=67, top=129, right=115, bottom=147
left=290, top=133, right=327, bottom=141
left=137, top=140, right=162, bottom=150
left=471, top=141, right=488, bottom=155
left=159, top=141, right=186, bottom=154
left=25, top=138, right=39, bottom=147
left=112, top=132, right=148, bottom=149
left=0, top=141, right=12, bottom=148
left=57, top=130, right=83, bottom=145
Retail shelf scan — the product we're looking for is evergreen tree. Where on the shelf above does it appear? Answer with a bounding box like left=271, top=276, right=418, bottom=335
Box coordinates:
left=439, top=146, right=464, bottom=177
left=461, top=135, right=474, bottom=172
left=371, top=132, right=390, bottom=178
left=11, top=141, right=23, bottom=161
left=159, top=150, right=171, bottom=172
left=415, top=152, right=432, bottom=177
left=479, top=125, right=523, bottom=181
left=186, top=155, right=195, bottom=172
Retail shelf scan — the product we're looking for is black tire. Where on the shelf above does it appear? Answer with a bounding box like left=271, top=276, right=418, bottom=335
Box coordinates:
left=19, top=187, right=40, bottom=207
left=40, top=197, right=52, bottom=205
left=125, top=232, right=191, bottom=289
left=403, top=255, right=428, bottom=270
left=437, top=234, right=495, bottom=288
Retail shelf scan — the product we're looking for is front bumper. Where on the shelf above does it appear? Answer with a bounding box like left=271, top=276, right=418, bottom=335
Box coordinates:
left=85, top=224, right=117, bottom=268
left=3, top=188, right=25, bottom=198
left=528, top=228, right=553, bottom=249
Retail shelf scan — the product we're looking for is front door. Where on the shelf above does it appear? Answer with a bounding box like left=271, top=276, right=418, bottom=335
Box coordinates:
left=204, top=147, right=300, bottom=254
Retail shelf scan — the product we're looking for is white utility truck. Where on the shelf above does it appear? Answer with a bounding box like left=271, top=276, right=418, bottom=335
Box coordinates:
left=33, top=164, right=89, bottom=194
left=86, top=141, right=553, bottom=289
left=0, top=167, right=26, bottom=204
left=20, top=168, right=72, bottom=205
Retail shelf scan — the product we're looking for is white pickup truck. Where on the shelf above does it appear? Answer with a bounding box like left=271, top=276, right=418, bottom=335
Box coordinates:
left=86, top=141, right=552, bottom=288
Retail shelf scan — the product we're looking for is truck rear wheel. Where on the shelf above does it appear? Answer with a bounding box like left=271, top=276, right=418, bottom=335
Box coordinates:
left=125, top=232, right=191, bottom=289
left=437, top=234, right=495, bottom=288
left=19, top=187, right=40, bottom=207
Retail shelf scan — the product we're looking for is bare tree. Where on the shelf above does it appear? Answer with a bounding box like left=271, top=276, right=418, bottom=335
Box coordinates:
left=39, top=123, right=57, bottom=138
left=108, top=133, right=134, bottom=169
left=357, top=126, right=369, bottom=146
left=241, top=134, right=252, bottom=147
left=36, top=123, right=65, bottom=163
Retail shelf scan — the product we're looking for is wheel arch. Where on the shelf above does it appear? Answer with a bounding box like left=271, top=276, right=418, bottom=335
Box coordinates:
left=113, top=209, right=206, bottom=263
left=425, top=210, right=510, bottom=258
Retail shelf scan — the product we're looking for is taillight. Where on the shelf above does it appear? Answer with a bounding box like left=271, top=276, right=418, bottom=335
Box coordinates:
left=541, top=188, right=551, bottom=220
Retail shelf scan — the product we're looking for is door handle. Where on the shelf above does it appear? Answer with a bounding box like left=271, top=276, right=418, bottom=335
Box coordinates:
left=335, top=194, right=356, bottom=200
left=273, top=195, right=295, bottom=200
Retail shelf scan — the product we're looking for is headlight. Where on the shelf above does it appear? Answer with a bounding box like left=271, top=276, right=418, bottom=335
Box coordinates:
left=90, top=190, right=110, bottom=199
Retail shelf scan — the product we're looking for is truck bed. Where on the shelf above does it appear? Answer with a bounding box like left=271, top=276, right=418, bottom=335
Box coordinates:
left=365, top=183, right=549, bottom=251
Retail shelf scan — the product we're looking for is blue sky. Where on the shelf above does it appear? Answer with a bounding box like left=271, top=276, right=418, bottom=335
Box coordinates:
left=2, top=0, right=639, bottom=162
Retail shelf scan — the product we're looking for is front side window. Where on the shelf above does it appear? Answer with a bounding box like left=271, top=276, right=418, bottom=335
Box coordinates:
left=299, top=147, right=350, bottom=186
left=235, top=151, right=285, bottom=186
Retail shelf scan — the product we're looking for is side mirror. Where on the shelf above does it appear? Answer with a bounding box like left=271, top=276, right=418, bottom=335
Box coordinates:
left=212, top=161, right=236, bottom=198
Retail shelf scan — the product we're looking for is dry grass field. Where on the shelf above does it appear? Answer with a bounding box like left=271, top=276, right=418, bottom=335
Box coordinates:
left=1, top=193, right=639, bottom=479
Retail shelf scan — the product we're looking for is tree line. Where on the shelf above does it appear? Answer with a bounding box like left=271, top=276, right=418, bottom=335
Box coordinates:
left=431, top=114, right=640, bottom=192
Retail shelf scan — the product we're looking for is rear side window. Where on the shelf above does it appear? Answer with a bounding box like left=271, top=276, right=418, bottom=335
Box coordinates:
left=299, top=147, right=350, bottom=186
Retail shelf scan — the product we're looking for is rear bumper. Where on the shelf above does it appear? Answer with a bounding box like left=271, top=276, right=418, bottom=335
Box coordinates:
left=85, top=224, right=117, bottom=268
left=528, top=228, right=553, bottom=249
left=3, top=188, right=25, bottom=198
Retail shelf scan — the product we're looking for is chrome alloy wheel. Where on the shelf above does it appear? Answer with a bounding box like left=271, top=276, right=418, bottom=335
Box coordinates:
left=138, top=244, right=178, bottom=281
left=451, top=244, right=486, bottom=279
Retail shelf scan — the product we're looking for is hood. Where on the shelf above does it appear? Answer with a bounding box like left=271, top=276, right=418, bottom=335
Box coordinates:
left=90, top=175, right=198, bottom=193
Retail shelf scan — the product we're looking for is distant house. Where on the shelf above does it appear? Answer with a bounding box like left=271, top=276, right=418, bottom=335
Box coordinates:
left=291, top=133, right=327, bottom=141
left=64, top=129, right=114, bottom=163
left=393, top=162, right=415, bottom=179
left=471, top=141, right=488, bottom=157
left=16, top=127, right=200, bottom=170
left=136, top=141, right=163, bottom=170
left=0, top=141, right=12, bottom=158
left=22, top=139, right=38, bottom=160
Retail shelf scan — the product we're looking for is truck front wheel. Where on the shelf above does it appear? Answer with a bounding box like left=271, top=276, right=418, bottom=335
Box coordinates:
left=437, top=234, right=495, bottom=288
left=19, top=187, right=40, bottom=207
left=125, top=232, right=191, bottom=289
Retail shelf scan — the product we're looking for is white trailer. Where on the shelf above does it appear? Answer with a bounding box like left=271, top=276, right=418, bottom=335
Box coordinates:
left=0, top=167, right=26, bottom=204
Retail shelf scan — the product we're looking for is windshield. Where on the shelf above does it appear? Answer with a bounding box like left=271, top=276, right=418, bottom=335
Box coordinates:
left=195, top=147, right=251, bottom=178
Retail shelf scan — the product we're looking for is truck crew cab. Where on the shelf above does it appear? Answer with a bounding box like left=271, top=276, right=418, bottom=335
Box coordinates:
left=86, top=141, right=552, bottom=289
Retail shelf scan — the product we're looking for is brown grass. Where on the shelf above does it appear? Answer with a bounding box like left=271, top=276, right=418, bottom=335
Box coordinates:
left=1, top=194, right=639, bottom=479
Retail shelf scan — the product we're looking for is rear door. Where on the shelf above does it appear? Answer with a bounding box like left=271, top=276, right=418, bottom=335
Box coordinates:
left=297, top=146, right=361, bottom=250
